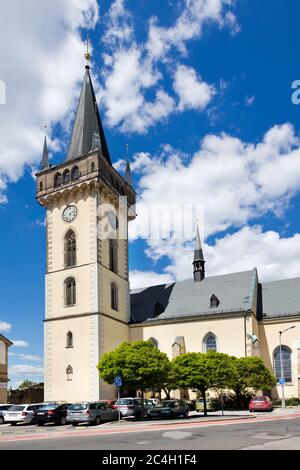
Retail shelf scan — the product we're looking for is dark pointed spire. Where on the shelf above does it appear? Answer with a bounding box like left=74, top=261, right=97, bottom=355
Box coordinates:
left=40, top=136, right=49, bottom=170
left=125, top=144, right=132, bottom=186
left=193, top=224, right=205, bottom=282
left=67, top=47, right=112, bottom=165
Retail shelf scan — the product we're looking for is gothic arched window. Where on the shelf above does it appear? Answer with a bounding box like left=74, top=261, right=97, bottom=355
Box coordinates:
left=71, top=166, right=80, bottom=181
left=109, top=239, right=118, bottom=273
left=39, top=181, right=43, bottom=191
left=210, top=294, right=220, bottom=308
left=274, top=346, right=292, bottom=383
left=65, top=277, right=76, bottom=307
left=63, top=170, right=70, bottom=184
left=203, top=333, right=217, bottom=353
left=66, top=365, right=73, bottom=381
left=91, top=162, right=95, bottom=172
left=54, top=173, right=62, bottom=187
left=66, top=332, right=73, bottom=348
left=111, top=283, right=118, bottom=311
left=65, top=230, right=76, bottom=267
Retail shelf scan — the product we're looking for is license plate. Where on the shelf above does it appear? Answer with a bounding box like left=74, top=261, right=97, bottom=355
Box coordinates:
left=37, top=412, right=45, bottom=416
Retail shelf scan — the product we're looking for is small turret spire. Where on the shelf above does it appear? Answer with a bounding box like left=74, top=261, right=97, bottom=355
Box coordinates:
left=193, top=223, right=205, bottom=282
left=125, top=144, right=132, bottom=186
left=40, top=136, right=49, bottom=170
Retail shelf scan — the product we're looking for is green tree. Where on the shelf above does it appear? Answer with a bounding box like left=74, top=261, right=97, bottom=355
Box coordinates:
left=18, top=380, right=37, bottom=390
left=230, top=356, right=276, bottom=407
left=173, top=352, right=233, bottom=416
left=97, top=341, right=171, bottom=419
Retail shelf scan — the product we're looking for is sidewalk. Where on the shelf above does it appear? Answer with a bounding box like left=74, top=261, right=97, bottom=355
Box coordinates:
left=102, top=407, right=300, bottom=428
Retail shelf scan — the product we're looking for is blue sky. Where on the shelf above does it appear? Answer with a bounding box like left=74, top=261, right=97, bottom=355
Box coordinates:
left=0, top=0, right=300, bottom=386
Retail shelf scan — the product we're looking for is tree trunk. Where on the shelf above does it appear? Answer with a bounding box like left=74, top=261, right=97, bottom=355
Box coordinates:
left=141, top=389, right=145, bottom=420
left=202, top=389, right=208, bottom=417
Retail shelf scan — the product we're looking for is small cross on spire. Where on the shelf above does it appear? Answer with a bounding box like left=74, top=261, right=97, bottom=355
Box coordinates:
left=85, top=34, right=91, bottom=69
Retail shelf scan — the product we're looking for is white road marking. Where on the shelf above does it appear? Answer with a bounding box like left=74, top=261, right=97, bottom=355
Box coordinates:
left=163, top=431, right=192, bottom=440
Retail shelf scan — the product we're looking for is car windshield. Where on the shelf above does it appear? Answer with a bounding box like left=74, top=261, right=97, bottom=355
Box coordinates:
left=156, top=402, right=175, bottom=408
left=252, top=397, right=267, bottom=402
left=8, top=406, right=26, bottom=411
left=69, top=404, right=87, bottom=411
left=39, top=405, right=59, bottom=410
left=119, top=400, right=134, bottom=405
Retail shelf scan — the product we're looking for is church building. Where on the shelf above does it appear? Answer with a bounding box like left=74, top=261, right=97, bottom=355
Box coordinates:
left=36, top=54, right=300, bottom=403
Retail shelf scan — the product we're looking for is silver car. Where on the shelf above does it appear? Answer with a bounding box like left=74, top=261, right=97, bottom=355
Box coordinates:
left=67, top=402, right=118, bottom=426
left=3, top=404, right=43, bottom=425
left=114, top=398, right=151, bottom=418
left=0, top=404, right=11, bottom=425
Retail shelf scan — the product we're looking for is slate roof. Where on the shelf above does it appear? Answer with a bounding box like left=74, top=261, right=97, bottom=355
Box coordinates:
left=260, top=277, right=300, bottom=319
left=67, top=68, right=112, bottom=165
left=130, top=269, right=258, bottom=324
left=0, top=334, right=13, bottom=347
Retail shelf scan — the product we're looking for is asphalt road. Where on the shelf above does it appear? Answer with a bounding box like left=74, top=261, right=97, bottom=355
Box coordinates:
left=0, top=414, right=300, bottom=450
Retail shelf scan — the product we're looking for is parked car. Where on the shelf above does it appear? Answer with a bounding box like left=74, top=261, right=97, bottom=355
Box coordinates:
left=114, top=398, right=150, bottom=418
left=33, top=403, right=72, bottom=425
left=3, top=404, right=44, bottom=425
left=146, top=398, right=160, bottom=406
left=100, top=400, right=116, bottom=408
left=0, top=405, right=12, bottom=425
left=147, top=400, right=189, bottom=419
left=195, top=397, right=220, bottom=412
left=184, top=399, right=196, bottom=411
left=249, top=396, right=273, bottom=412
left=68, top=402, right=119, bottom=426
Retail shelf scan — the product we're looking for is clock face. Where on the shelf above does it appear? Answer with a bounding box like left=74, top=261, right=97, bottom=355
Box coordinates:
left=62, top=205, right=78, bottom=223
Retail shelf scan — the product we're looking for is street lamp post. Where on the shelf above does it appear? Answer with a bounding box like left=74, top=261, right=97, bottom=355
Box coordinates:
left=279, top=326, right=296, bottom=409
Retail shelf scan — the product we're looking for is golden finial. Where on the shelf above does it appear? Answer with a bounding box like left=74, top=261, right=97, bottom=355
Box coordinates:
left=85, top=35, right=91, bottom=68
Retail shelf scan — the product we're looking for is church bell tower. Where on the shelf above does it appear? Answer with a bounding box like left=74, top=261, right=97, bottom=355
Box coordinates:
left=36, top=52, right=136, bottom=402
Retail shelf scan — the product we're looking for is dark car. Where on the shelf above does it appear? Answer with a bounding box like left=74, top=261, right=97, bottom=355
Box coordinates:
left=147, top=400, right=189, bottom=419
left=0, top=405, right=11, bottom=425
left=33, top=403, right=72, bottom=426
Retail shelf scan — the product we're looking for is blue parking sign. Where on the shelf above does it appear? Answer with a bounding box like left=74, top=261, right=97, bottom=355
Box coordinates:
left=114, top=376, right=123, bottom=387
left=279, top=377, right=285, bottom=385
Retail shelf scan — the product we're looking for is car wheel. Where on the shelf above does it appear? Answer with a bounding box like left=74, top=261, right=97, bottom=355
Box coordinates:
left=60, top=416, right=67, bottom=426
left=11, top=423, right=17, bottom=426
left=94, top=416, right=101, bottom=426
left=38, top=423, right=44, bottom=426
left=0, top=416, right=4, bottom=425
left=72, top=422, right=78, bottom=427
left=183, top=410, right=189, bottom=418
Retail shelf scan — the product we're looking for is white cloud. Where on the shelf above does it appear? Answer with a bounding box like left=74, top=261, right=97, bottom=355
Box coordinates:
left=173, top=65, right=215, bottom=111
left=0, top=321, right=12, bottom=333
left=126, top=123, right=300, bottom=285
left=245, top=95, right=255, bottom=107
left=11, top=340, right=29, bottom=348
left=130, top=226, right=300, bottom=288
left=9, top=364, right=44, bottom=376
left=130, top=123, right=300, bottom=242
left=146, top=0, right=239, bottom=60
left=130, top=270, right=174, bottom=290
left=0, top=0, right=99, bottom=203
left=100, top=0, right=235, bottom=134
left=18, top=354, right=44, bottom=362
